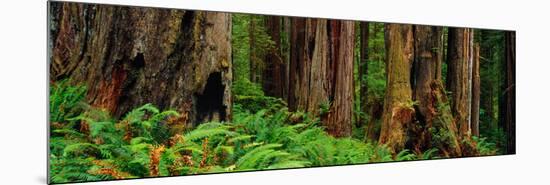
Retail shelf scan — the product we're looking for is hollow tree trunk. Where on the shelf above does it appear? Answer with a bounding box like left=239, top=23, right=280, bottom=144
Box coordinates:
left=49, top=2, right=232, bottom=129
left=288, top=18, right=354, bottom=137
left=378, top=24, right=415, bottom=153
left=446, top=28, right=474, bottom=138
left=504, top=31, right=516, bottom=154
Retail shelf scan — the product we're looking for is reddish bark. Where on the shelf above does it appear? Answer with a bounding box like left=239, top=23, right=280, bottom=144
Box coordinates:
left=288, top=18, right=355, bottom=137
left=49, top=2, right=232, bottom=128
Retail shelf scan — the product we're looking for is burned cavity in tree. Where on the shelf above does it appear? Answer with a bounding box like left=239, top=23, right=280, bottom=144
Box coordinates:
left=195, top=72, right=227, bottom=124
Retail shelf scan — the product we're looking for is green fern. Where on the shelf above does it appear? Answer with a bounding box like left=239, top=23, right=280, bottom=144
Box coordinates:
left=420, top=148, right=439, bottom=160
left=50, top=82, right=460, bottom=183
left=184, top=127, right=237, bottom=142
left=63, top=143, right=100, bottom=157
left=235, top=143, right=283, bottom=170
left=473, top=136, right=498, bottom=155
left=50, top=79, right=87, bottom=123
left=395, top=149, right=417, bottom=161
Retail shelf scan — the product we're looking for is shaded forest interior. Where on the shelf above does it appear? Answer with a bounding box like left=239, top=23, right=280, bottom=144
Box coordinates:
left=232, top=14, right=514, bottom=155
left=48, top=2, right=515, bottom=184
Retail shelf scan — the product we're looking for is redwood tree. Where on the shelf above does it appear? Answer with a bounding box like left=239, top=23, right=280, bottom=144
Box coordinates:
left=262, top=16, right=287, bottom=99
left=410, top=25, right=443, bottom=152
left=408, top=26, right=464, bottom=156
left=378, top=23, right=414, bottom=153
left=446, top=28, right=474, bottom=138
left=503, top=31, right=516, bottom=154
left=471, top=44, right=481, bottom=137
left=50, top=2, right=232, bottom=129
left=288, top=18, right=355, bottom=137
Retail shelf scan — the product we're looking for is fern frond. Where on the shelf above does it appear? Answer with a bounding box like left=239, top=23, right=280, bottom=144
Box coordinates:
left=235, top=143, right=282, bottom=170
left=227, top=135, right=253, bottom=143
left=267, top=160, right=310, bottom=169
left=63, top=143, right=99, bottom=157
left=421, top=148, right=439, bottom=160
left=395, top=149, right=416, bottom=161
left=184, top=128, right=236, bottom=141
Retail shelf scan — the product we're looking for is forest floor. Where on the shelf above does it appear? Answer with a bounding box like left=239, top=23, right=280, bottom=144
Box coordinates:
left=48, top=79, right=500, bottom=184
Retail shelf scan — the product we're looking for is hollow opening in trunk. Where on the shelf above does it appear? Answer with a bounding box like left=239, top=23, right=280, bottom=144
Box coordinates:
left=195, top=72, right=226, bottom=124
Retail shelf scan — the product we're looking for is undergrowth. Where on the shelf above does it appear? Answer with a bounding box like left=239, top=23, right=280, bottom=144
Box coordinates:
left=49, top=80, right=493, bottom=184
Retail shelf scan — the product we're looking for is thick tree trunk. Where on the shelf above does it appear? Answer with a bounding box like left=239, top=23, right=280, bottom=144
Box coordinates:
left=412, top=26, right=443, bottom=126
left=445, top=28, right=479, bottom=156
left=504, top=31, right=516, bottom=154
left=446, top=28, right=474, bottom=138
left=262, top=16, right=287, bottom=98
left=288, top=18, right=354, bottom=137
left=471, top=44, right=481, bottom=137
left=49, top=2, right=232, bottom=129
left=359, top=22, right=369, bottom=128
left=378, top=24, right=415, bottom=153
left=411, top=26, right=443, bottom=152
left=288, top=18, right=325, bottom=114
left=324, top=20, right=355, bottom=137
left=404, top=26, right=465, bottom=156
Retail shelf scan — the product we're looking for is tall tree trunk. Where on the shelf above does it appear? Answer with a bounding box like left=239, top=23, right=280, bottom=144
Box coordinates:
left=471, top=44, right=481, bottom=137
left=504, top=31, right=516, bottom=154
left=282, top=17, right=292, bottom=100
left=446, top=28, right=474, bottom=138
left=324, top=20, right=355, bottom=137
left=411, top=26, right=442, bottom=152
left=378, top=24, right=415, bottom=153
left=288, top=18, right=322, bottom=114
left=359, top=22, right=369, bottom=128
left=288, top=18, right=354, bottom=137
left=249, top=16, right=257, bottom=83
left=262, top=16, right=287, bottom=98
left=49, top=2, right=232, bottom=130
left=409, top=26, right=464, bottom=156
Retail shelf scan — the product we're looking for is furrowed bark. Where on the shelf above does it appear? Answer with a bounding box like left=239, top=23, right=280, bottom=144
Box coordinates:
left=49, top=2, right=232, bottom=129
left=446, top=28, right=479, bottom=156
left=262, top=16, right=287, bottom=99
left=378, top=23, right=414, bottom=153
left=446, top=28, right=474, bottom=139
left=411, top=25, right=443, bottom=152
left=471, top=44, right=481, bottom=137
left=324, top=20, right=355, bottom=137
left=288, top=18, right=354, bottom=137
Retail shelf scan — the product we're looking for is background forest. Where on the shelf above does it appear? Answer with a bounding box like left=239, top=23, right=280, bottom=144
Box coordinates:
left=48, top=2, right=515, bottom=184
